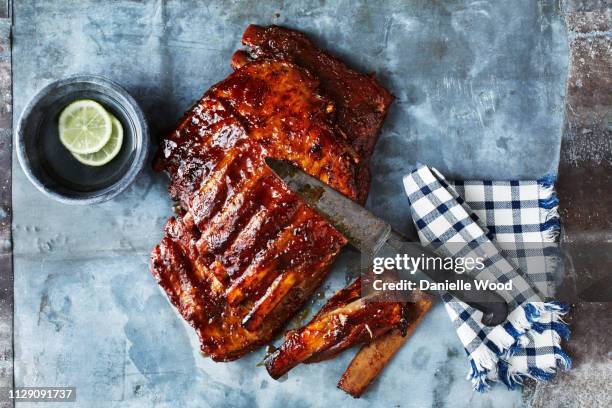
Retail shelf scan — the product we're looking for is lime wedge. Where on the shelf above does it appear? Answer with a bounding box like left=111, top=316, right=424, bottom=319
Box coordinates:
left=71, top=116, right=123, bottom=166
left=59, top=99, right=113, bottom=154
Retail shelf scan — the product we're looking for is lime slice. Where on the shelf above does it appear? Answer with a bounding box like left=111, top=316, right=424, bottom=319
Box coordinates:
left=71, top=116, right=123, bottom=166
left=59, top=99, right=113, bottom=154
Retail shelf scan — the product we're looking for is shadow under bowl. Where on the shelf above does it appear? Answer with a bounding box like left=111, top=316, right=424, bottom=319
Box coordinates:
left=16, top=75, right=149, bottom=205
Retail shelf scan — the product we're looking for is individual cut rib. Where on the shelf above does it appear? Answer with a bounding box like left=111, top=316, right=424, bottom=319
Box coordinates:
left=265, top=278, right=410, bottom=379
left=151, top=26, right=393, bottom=362
left=337, top=297, right=434, bottom=397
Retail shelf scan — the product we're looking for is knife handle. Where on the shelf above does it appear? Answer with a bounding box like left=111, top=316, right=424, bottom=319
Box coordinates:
left=386, top=231, right=509, bottom=326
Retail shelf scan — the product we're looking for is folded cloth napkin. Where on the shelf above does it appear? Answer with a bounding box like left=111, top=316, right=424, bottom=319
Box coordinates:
left=402, top=165, right=571, bottom=391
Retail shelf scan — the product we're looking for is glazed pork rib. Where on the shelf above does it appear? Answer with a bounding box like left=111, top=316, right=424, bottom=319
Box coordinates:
left=151, top=26, right=395, bottom=361
left=265, top=278, right=410, bottom=379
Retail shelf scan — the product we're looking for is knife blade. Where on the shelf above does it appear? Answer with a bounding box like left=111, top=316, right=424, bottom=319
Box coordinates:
left=265, top=158, right=393, bottom=255
left=266, top=158, right=508, bottom=326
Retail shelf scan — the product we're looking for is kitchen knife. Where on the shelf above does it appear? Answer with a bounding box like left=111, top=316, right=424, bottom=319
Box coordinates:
left=265, top=158, right=508, bottom=326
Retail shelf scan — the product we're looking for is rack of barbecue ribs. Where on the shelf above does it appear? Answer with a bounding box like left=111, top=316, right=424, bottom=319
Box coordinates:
left=150, top=25, right=403, bottom=363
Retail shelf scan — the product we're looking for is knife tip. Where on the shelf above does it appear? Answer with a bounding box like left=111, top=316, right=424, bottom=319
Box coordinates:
left=264, top=157, right=297, bottom=179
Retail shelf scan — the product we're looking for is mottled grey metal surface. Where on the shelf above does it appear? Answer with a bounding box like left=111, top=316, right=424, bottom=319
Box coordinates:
left=525, top=2, right=612, bottom=407
left=0, top=15, right=12, bottom=408
left=10, top=1, right=569, bottom=407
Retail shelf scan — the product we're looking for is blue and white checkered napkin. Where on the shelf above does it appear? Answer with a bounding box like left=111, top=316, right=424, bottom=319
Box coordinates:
left=403, top=166, right=571, bottom=391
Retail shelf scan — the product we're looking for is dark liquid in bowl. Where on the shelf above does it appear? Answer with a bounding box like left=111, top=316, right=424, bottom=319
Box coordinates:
left=37, top=91, right=136, bottom=192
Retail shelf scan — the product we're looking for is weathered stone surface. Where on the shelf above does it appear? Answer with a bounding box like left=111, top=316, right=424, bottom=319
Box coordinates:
left=0, top=17, right=11, bottom=408
left=525, top=2, right=612, bottom=407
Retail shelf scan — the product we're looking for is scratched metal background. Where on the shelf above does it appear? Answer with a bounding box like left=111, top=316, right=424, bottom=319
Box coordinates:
left=1, top=0, right=609, bottom=407
left=0, top=2, right=11, bottom=408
